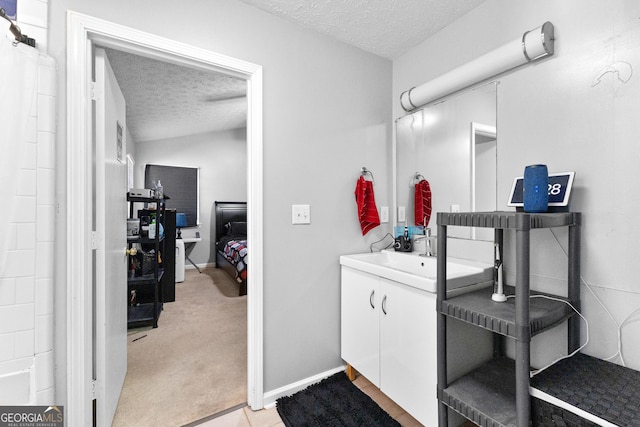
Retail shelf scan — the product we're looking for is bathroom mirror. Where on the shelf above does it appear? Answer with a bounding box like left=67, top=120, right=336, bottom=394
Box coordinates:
left=395, top=82, right=497, bottom=240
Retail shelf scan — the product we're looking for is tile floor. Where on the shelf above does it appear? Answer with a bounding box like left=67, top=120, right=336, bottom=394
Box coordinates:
left=195, top=373, right=424, bottom=427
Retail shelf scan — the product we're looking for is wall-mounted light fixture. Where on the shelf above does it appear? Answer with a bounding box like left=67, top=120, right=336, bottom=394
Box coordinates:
left=400, top=22, right=555, bottom=112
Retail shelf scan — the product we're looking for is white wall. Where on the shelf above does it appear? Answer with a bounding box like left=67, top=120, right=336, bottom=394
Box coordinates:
left=394, top=0, right=640, bottom=370
left=134, top=128, right=247, bottom=267
left=49, top=0, right=393, bottom=402
left=0, top=0, right=56, bottom=401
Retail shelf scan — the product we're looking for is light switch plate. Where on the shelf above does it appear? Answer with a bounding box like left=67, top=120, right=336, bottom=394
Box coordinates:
left=292, top=204, right=311, bottom=224
left=380, top=206, right=389, bottom=223
left=398, top=206, right=406, bottom=222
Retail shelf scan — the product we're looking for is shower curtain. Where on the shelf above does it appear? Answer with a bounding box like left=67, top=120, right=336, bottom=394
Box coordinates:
left=0, top=33, right=39, bottom=277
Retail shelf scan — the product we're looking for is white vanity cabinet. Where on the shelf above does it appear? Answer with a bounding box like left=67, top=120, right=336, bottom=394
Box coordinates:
left=341, top=265, right=437, bottom=426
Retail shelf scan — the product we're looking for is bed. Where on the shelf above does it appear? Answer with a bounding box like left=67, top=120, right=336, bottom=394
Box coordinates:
left=214, top=201, right=248, bottom=296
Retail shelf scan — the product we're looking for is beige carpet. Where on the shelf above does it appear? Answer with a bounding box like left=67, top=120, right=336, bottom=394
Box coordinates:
left=112, top=267, right=247, bottom=427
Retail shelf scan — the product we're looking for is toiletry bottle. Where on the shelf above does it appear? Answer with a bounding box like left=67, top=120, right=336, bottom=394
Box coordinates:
left=149, top=218, right=156, bottom=239
left=156, top=180, right=163, bottom=199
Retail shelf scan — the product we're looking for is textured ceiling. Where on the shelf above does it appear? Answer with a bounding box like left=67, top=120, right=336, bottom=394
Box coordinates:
left=237, top=0, right=487, bottom=59
left=105, top=1, right=486, bottom=142
left=104, top=48, right=247, bottom=143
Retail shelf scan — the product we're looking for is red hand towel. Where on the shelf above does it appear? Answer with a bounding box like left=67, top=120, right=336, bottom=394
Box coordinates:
left=414, top=179, right=432, bottom=227
left=355, top=176, right=380, bottom=236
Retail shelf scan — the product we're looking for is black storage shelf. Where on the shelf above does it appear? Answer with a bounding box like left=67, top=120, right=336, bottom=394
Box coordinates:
left=127, top=269, right=164, bottom=286
left=127, top=194, right=169, bottom=203
left=127, top=302, right=163, bottom=328
left=127, top=235, right=165, bottom=245
left=438, top=211, right=579, bottom=230
left=436, top=211, right=581, bottom=427
left=442, top=357, right=517, bottom=427
left=441, top=285, right=574, bottom=340
left=127, top=193, right=166, bottom=329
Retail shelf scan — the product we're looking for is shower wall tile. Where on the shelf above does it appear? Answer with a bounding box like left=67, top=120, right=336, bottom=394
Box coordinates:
left=22, top=139, right=37, bottom=166
left=17, top=0, right=47, bottom=31
left=3, top=250, right=36, bottom=278
left=5, top=1, right=55, bottom=402
left=17, top=169, right=37, bottom=196
left=12, top=196, right=36, bottom=223
left=34, top=351, right=53, bottom=390
left=34, top=55, right=56, bottom=398
left=35, top=314, right=52, bottom=352
left=0, top=278, right=16, bottom=306
left=36, top=206, right=54, bottom=242
left=37, top=60, right=55, bottom=97
left=0, top=333, right=14, bottom=362
left=0, top=304, right=34, bottom=333
left=0, top=356, right=32, bottom=377
left=36, top=132, right=54, bottom=169
left=14, top=329, right=34, bottom=359
left=15, top=277, right=35, bottom=305
left=35, top=279, right=52, bottom=316
left=25, top=116, right=37, bottom=143
left=35, top=243, right=53, bottom=279
left=16, top=223, right=36, bottom=250
left=36, top=169, right=55, bottom=205
left=6, top=224, right=17, bottom=251
left=36, top=94, right=55, bottom=133
left=28, top=85, right=37, bottom=117
left=16, top=0, right=48, bottom=52
left=35, top=387, right=54, bottom=405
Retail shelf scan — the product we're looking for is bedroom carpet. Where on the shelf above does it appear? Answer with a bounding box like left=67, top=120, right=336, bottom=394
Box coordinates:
left=112, top=267, right=247, bottom=427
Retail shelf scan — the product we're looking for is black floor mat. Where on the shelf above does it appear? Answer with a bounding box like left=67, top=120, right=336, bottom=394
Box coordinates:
left=531, top=353, right=640, bottom=426
left=276, top=372, right=401, bottom=427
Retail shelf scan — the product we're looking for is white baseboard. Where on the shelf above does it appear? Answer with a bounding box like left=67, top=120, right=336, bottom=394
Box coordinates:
left=184, top=262, right=214, bottom=270
left=261, top=365, right=347, bottom=409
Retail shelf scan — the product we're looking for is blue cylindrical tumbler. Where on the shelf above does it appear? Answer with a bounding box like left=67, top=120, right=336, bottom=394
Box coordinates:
left=523, top=164, right=549, bottom=213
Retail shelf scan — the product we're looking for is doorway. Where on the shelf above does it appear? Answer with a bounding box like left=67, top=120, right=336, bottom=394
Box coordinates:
left=66, top=11, right=264, bottom=426
left=101, top=45, right=248, bottom=425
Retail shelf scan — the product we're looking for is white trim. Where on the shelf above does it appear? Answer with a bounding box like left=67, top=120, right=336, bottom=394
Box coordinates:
left=529, top=387, right=618, bottom=427
left=66, top=11, right=264, bottom=425
left=66, top=13, right=94, bottom=426
left=470, top=122, right=496, bottom=240
left=262, top=365, right=347, bottom=407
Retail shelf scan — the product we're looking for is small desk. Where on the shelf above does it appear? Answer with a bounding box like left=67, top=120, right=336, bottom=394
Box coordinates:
left=180, top=236, right=202, bottom=273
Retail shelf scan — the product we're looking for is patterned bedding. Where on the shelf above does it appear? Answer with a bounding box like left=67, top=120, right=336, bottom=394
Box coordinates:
left=219, top=236, right=247, bottom=282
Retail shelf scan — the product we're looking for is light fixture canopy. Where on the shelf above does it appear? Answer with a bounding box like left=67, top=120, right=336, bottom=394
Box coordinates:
left=400, top=22, right=555, bottom=112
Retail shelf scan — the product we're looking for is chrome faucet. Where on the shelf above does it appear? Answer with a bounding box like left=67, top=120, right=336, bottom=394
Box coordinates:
left=413, top=228, right=435, bottom=257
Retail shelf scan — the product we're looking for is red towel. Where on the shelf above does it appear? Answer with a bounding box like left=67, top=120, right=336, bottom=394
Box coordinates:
left=414, top=179, right=432, bottom=227
left=355, top=176, right=380, bottom=236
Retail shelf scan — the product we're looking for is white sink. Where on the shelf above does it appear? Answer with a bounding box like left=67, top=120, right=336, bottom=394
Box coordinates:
left=339, top=249, right=493, bottom=293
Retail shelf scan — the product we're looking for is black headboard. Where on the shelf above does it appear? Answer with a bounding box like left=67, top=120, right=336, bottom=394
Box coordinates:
left=215, top=201, right=247, bottom=243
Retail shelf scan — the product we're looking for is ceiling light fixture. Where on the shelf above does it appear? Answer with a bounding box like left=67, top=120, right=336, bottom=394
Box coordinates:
left=400, top=22, right=555, bottom=112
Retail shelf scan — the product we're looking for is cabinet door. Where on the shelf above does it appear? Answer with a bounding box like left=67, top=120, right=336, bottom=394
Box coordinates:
left=341, top=267, right=380, bottom=387
left=379, top=278, right=437, bottom=426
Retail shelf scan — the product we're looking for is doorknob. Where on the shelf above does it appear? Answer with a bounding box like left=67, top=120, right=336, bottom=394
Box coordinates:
left=126, top=247, right=137, bottom=256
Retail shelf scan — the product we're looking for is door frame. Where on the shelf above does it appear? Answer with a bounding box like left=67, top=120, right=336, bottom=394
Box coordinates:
left=66, top=11, right=264, bottom=426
